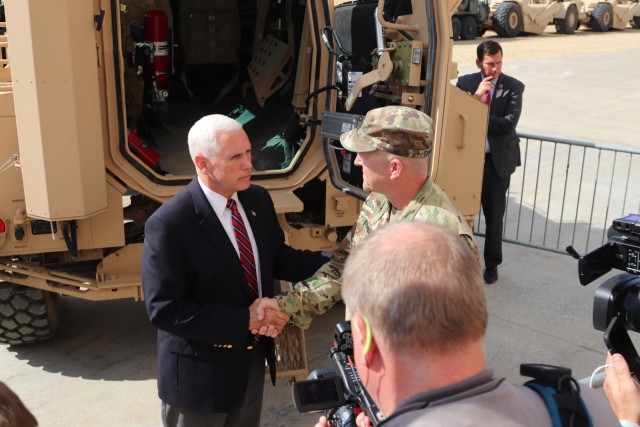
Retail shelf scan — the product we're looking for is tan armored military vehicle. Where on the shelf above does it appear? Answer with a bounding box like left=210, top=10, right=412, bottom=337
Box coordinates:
left=487, top=0, right=640, bottom=37
left=0, top=0, right=486, bottom=374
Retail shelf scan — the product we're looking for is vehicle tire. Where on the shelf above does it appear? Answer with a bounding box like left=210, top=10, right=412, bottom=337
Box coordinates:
left=0, top=283, right=61, bottom=345
left=492, top=2, right=522, bottom=38
left=477, top=27, right=487, bottom=37
left=555, top=5, right=579, bottom=34
left=452, top=16, right=462, bottom=41
left=458, top=0, right=471, bottom=12
left=590, top=3, right=613, bottom=32
left=631, top=16, right=640, bottom=29
left=461, top=16, right=478, bottom=40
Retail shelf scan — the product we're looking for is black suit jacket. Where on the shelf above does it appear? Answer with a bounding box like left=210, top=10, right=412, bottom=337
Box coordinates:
left=142, top=179, right=327, bottom=413
left=457, top=72, right=525, bottom=178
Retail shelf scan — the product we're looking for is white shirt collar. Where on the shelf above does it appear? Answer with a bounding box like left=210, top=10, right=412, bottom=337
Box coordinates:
left=197, top=176, right=237, bottom=219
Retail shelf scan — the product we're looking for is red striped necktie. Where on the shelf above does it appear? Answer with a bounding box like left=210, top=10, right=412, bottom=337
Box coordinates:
left=481, top=90, right=491, bottom=105
left=227, top=198, right=259, bottom=299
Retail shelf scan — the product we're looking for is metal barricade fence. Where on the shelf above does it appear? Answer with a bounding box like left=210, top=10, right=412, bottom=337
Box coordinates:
left=474, top=134, right=640, bottom=255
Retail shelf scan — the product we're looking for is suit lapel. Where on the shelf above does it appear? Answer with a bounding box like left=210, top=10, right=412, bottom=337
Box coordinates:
left=187, top=179, right=249, bottom=294
left=493, top=75, right=502, bottom=102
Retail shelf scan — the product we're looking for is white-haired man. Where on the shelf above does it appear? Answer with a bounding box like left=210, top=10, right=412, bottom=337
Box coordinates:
left=142, top=114, right=327, bottom=427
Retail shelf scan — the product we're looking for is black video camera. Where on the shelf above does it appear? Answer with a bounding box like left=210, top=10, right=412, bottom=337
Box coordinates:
left=567, top=213, right=640, bottom=286
left=568, top=213, right=640, bottom=377
left=292, top=321, right=383, bottom=426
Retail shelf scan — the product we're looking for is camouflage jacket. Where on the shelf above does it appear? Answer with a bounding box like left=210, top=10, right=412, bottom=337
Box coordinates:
left=277, top=178, right=479, bottom=329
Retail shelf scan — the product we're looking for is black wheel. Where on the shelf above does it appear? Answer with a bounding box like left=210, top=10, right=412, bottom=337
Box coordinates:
left=0, top=283, right=61, bottom=345
left=458, top=0, right=471, bottom=12
left=477, top=27, right=487, bottom=37
left=452, top=16, right=462, bottom=41
left=631, top=16, right=640, bottom=29
left=590, top=3, right=613, bottom=32
left=461, top=16, right=478, bottom=40
left=555, top=5, right=579, bottom=34
left=492, top=2, right=522, bottom=38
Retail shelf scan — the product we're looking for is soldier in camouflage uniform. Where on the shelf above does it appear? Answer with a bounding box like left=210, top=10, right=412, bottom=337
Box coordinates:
left=276, top=106, right=479, bottom=329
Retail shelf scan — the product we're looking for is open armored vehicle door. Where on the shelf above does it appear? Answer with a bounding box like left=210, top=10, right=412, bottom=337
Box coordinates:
left=325, top=0, right=487, bottom=224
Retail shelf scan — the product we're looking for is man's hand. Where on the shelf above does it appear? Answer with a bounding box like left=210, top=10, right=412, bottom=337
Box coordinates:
left=355, top=412, right=373, bottom=427
left=604, top=352, right=640, bottom=423
left=314, top=415, right=331, bottom=427
left=475, top=75, right=494, bottom=99
left=248, top=298, right=289, bottom=338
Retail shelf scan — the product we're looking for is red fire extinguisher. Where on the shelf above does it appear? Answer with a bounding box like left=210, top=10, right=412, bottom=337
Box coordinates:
left=144, top=10, right=169, bottom=90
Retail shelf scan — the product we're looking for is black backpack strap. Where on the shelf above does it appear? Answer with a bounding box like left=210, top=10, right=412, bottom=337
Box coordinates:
left=521, top=364, right=594, bottom=427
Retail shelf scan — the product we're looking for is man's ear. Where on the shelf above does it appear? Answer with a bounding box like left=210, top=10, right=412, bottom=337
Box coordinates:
left=352, top=313, right=375, bottom=366
left=194, top=154, right=208, bottom=173
left=388, top=157, right=403, bottom=180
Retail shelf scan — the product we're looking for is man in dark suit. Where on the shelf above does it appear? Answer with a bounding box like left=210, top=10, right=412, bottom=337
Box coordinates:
left=142, top=114, right=328, bottom=427
left=456, top=40, right=525, bottom=284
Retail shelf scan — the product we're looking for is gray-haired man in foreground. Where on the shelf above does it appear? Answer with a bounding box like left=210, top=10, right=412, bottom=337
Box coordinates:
left=315, top=221, right=619, bottom=426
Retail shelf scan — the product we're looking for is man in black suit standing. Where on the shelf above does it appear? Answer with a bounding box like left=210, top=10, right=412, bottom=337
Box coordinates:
left=456, top=40, right=525, bottom=284
left=142, top=115, right=327, bottom=427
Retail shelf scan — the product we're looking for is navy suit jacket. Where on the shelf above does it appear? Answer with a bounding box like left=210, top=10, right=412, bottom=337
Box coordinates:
left=457, top=72, right=525, bottom=178
left=142, top=179, right=327, bottom=412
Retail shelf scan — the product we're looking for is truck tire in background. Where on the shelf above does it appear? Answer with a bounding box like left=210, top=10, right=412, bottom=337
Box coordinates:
left=461, top=16, right=478, bottom=40
left=0, top=283, right=61, bottom=345
left=632, top=16, right=640, bottom=29
left=452, top=0, right=490, bottom=41
left=452, top=16, right=462, bottom=40
left=555, top=5, right=579, bottom=34
left=492, top=2, right=522, bottom=37
left=590, top=2, right=613, bottom=32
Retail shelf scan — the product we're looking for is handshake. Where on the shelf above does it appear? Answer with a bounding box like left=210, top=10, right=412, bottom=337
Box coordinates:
left=248, top=298, right=289, bottom=338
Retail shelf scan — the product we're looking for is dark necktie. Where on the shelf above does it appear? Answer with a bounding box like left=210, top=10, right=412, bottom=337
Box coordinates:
left=227, top=199, right=259, bottom=299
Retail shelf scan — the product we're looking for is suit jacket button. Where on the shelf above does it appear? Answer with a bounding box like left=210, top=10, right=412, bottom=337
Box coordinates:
left=246, top=345, right=253, bottom=350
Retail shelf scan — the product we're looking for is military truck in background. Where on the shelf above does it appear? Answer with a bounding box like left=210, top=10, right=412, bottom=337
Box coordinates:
left=0, top=0, right=486, bottom=376
left=452, top=0, right=490, bottom=40
left=488, top=0, right=640, bottom=38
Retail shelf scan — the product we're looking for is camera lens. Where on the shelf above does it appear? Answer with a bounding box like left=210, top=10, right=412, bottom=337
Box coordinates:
left=623, top=288, right=640, bottom=332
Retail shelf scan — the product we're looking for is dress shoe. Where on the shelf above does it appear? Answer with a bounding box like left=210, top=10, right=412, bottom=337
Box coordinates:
left=483, top=267, right=498, bottom=284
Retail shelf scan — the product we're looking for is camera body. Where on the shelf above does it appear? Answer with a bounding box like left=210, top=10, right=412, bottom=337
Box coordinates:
left=571, top=214, right=640, bottom=377
left=292, top=321, right=383, bottom=426
left=573, top=213, right=640, bottom=287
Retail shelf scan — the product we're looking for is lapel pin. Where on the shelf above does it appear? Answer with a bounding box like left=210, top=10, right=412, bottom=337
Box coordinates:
left=251, top=210, right=256, bottom=217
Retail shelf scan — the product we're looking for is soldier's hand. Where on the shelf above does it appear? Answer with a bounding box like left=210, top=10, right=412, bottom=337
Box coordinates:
left=258, top=308, right=290, bottom=337
left=248, top=298, right=289, bottom=337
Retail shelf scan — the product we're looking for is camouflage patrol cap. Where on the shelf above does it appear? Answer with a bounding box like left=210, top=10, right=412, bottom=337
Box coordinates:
left=340, top=106, right=434, bottom=158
